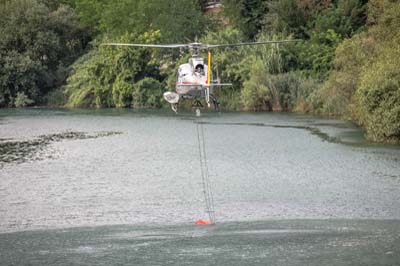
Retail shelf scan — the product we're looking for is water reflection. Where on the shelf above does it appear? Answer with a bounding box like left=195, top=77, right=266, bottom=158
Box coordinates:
left=197, top=121, right=365, bottom=146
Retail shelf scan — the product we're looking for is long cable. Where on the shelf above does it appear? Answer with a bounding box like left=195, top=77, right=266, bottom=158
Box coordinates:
left=200, top=122, right=216, bottom=223
left=196, top=117, right=216, bottom=224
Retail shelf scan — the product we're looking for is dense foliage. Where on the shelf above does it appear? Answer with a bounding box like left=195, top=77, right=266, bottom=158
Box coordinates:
left=0, top=0, right=399, bottom=143
left=65, top=31, right=163, bottom=108
left=219, top=0, right=399, bottom=143
left=0, top=0, right=89, bottom=107
left=340, top=1, right=399, bottom=143
left=71, top=0, right=207, bottom=43
left=64, top=0, right=208, bottom=108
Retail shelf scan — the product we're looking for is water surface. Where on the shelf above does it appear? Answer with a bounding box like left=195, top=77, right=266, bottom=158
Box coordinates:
left=0, top=108, right=399, bottom=265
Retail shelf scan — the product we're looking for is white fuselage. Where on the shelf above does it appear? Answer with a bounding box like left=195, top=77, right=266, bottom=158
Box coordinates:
left=176, top=57, right=209, bottom=98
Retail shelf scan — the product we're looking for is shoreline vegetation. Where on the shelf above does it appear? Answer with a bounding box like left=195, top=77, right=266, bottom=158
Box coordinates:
left=0, top=0, right=399, bottom=144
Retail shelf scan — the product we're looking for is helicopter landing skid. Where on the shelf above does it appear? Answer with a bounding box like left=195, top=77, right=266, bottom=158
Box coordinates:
left=192, top=100, right=204, bottom=108
left=169, top=94, right=219, bottom=114
left=208, top=93, right=220, bottom=112
left=191, top=94, right=219, bottom=112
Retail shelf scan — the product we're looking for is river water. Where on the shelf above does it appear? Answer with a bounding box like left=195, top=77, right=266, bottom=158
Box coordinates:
left=0, top=108, right=399, bottom=265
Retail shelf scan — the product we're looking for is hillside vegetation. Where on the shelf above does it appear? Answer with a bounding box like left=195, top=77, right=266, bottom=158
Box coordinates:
left=0, top=0, right=399, bottom=143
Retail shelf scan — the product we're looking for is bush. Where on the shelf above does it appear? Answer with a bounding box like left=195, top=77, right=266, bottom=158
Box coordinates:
left=241, top=60, right=274, bottom=111
left=355, top=44, right=400, bottom=143
left=318, top=33, right=376, bottom=116
left=0, top=0, right=89, bottom=106
left=132, top=77, right=165, bottom=108
left=65, top=31, right=160, bottom=108
left=45, top=89, right=67, bottom=107
left=112, top=72, right=135, bottom=108
left=14, top=92, right=34, bottom=107
left=241, top=59, right=321, bottom=112
left=318, top=0, right=400, bottom=143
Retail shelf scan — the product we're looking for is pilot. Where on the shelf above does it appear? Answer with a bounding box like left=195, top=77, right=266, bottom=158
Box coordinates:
left=195, top=65, right=204, bottom=75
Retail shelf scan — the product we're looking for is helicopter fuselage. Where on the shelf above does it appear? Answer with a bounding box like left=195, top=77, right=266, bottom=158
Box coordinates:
left=163, top=55, right=224, bottom=113
left=175, top=57, right=209, bottom=98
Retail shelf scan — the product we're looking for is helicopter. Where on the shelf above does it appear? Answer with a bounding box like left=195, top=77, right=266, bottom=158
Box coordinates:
left=105, top=39, right=300, bottom=113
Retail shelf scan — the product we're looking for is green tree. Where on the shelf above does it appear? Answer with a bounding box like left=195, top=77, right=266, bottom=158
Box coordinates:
left=133, top=78, right=165, bottom=108
left=353, top=0, right=400, bottom=142
left=242, top=60, right=274, bottom=111
left=356, top=44, right=400, bottom=143
left=264, top=0, right=364, bottom=81
left=337, top=0, right=367, bottom=33
left=293, top=28, right=342, bottom=79
left=319, top=0, right=400, bottom=142
left=318, top=33, right=375, bottom=116
left=223, top=0, right=268, bottom=40
left=73, top=0, right=207, bottom=44
left=264, top=0, right=332, bottom=38
left=65, top=31, right=161, bottom=108
left=0, top=0, right=89, bottom=107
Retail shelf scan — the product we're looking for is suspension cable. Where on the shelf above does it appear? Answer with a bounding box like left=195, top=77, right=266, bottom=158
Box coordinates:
left=196, top=115, right=216, bottom=224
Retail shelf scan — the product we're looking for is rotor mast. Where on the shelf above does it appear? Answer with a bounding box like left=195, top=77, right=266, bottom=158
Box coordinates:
left=189, top=43, right=202, bottom=57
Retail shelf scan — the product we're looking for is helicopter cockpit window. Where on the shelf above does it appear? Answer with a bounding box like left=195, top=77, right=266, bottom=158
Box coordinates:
left=195, top=64, right=205, bottom=75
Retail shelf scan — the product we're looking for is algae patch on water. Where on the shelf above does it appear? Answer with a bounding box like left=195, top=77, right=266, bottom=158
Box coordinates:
left=196, top=121, right=357, bottom=146
left=0, top=131, right=123, bottom=167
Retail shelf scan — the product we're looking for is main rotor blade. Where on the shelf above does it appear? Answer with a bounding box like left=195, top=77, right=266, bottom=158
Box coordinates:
left=204, top=39, right=302, bottom=49
left=104, top=43, right=189, bottom=48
